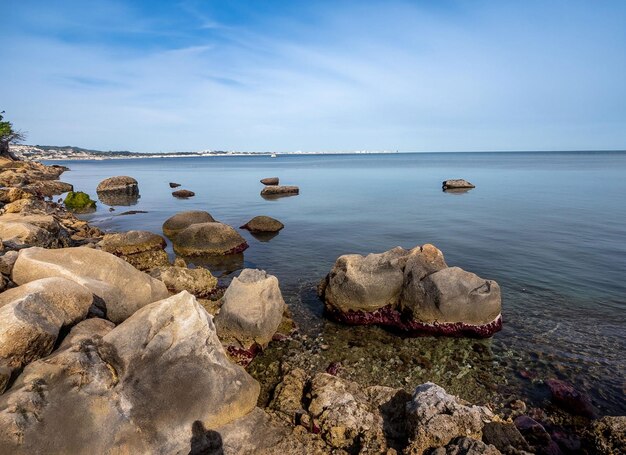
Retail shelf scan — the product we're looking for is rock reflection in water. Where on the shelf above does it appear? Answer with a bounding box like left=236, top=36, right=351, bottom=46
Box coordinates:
left=249, top=231, right=280, bottom=243
left=184, top=253, right=244, bottom=278
left=97, top=192, right=140, bottom=206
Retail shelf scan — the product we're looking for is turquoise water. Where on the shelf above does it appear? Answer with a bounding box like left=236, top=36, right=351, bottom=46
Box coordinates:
left=52, top=152, right=626, bottom=414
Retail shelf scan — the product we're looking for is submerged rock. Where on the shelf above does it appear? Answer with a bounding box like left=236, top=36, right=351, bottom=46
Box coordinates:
left=0, top=291, right=260, bottom=454
left=64, top=191, right=97, bottom=213
left=162, top=210, right=215, bottom=238
left=442, top=179, right=475, bottom=190
left=215, top=269, right=286, bottom=363
left=172, top=222, right=248, bottom=256
left=12, top=246, right=168, bottom=323
left=260, top=177, right=279, bottom=185
left=240, top=215, right=284, bottom=233
left=320, top=244, right=502, bottom=337
left=98, top=230, right=169, bottom=271
left=546, top=378, right=596, bottom=418
left=172, top=189, right=195, bottom=198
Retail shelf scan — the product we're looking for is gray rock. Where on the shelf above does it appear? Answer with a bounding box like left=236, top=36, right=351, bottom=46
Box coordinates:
left=0, top=277, right=93, bottom=371
left=405, top=382, right=494, bottom=454
left=215, top=269, right=286, bottom=351
left=0, top=291, right=260, bottom=454
left=162, top=210, right=216, bottom=238
left=173, top=222, right=248, bottom=256
left=12, top=246, right=168, bottom=323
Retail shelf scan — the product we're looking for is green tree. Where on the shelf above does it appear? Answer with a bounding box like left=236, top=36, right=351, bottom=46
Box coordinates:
left=0, top=111, right=26, bottom=160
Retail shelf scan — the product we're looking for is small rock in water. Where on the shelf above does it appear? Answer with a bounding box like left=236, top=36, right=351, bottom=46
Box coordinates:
left=169, top=182, right=181, bottom=188
left=546, top=378, right=596, bottom=418
left=260, top=177, right=279, bottom=185
left=442, top=178, right=475, bottom=190
left=172, top=189, right=195, bottom=198
left=109, top=207, right=115, bottom=212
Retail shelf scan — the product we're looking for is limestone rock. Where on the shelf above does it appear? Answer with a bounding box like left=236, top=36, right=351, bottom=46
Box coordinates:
left=405, top=382, right=494, bottom=454
left=0, top=291, right=260, bottom=454
left=0, top=277, right=93, bottom=371
left=99, top=230, right=169, bottom=271
left=173, top=222, right=248, bottom=256
left=149, top=265, right=218, bottom=298
left=240, top=216, right=284, bottom=233
left=12, top=246, right=168, bottom=323
left=162, top=210, right=215, bottom=238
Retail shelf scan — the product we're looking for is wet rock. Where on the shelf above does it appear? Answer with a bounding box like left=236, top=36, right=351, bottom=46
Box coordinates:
left=482, top=422, right=531, bottom=454
left=240, top=215, right=284, bottom=233
left=173, top=222, right=248, bottom=256
left=514, top=416, right=552, bottom=448
left=320, top=244, right=502, bottom=337
left=162, top=210, right=216, bottom=238
left=0, top=291, right=260, bottom=454
left=149, top=265, right=218, bottom=298
left=443, top=179, right=475, bottom=190
left=12, top=246, right=168, bottom=323
left=0, top=277, right=93, bottom=371
left=63, top=191, right=96, bottom=213
left=405, top=382, right=494, bottom=454
left=215, top=269, right=285, bottom=360
left=545, top=379, right=596, bottom=418
left=169, top=182, right=181, bottom=188
left=583, top=416, right=626, bottom=455
left=260, top=177, right=279, bottom=185
left=172, top=189, right=195, bottom=198
left=261, top=185, right=299, bottom=197
left=98, top=230, right=169, bottom=271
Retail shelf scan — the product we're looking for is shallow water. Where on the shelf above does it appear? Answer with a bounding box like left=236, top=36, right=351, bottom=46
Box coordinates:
left=52, top=151, right=626, bottom=414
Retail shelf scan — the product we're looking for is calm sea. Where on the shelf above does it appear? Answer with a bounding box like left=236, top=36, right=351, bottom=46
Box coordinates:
left=51, top=152, right=626, bottom=414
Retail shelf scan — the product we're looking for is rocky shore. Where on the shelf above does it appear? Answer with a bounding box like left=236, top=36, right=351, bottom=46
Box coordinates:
left=0, top=156, right=622, bottom=454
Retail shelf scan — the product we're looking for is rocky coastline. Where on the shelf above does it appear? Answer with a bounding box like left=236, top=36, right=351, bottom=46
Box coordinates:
left=0, top=156, right=622, bottom=454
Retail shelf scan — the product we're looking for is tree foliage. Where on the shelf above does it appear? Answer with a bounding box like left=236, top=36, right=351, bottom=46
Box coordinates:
left=0, top=111, right=26, bottom=159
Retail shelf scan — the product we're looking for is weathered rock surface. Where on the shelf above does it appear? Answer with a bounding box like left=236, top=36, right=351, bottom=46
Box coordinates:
left=150, top=265, right=218, bottom=298
left=96, top=176, right=139, bottom=206
left=0, top=291, right=260, bottom=454
left=240, top=215, right=284, bottom=233
left=583, top=416, right=626, bottom=455
left=0, top=277, right=93, bottom=372
left=172, top=189, right=195, bottom=198
left=169, top=182, right=181, bottom=188
left=0, top=214, right=60, bottom=249
left=261, top=185, right=299, bottom=197
left=0, top=251, right=18, bottom=275
left=0, top=188, right=35, bottom=204
left=99, top=230, right=169, bottom=271
left=319, top=244, right=502, bottom=337
left=405, top=382, right=494, bottom=454
left=12, top=246, right=168, bottom=323
left=443, top=179, right=475, bottom=190
left=260, top=177, right=279, bottom=185
left=482, top=422, right=531, bottom=454
left=23, top=180, right=73, bottom=197
left=431, top=437, right=502, bottom=454
left=173, top=222, right=248, bottom=256
left=545, top=378, right=596, bottom=418
left=162, top=210, right=215, bottom=238
left=215, top=269, right=286, bottom=360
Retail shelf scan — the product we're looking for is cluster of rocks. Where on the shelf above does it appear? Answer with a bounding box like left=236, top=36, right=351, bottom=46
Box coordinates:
left=319, top=244, right=502, bottom=337
left=260, top=176, right=300, bottom=198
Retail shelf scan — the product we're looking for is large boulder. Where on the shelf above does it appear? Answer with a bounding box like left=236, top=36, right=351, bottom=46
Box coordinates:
left=173, top=222, right=248, bottom=256
left=149, top=265, right=218, bottom=298
left=0, top=291, right=260, bottom=454
left=319, top=244, right=502, bottom=337
left=162, top=210, right=215, bottom=238
left=11, top=247, right=168, bottom=323
left=215, top=269, right=285, bottom=361
left=405, top=382, right=494, bottom=454
left=96, top=176, right=139, bottom=206
left=0, top=278, right=93, bottom=373
left=98, top=230, right=169, bottom=271
left=240, top=215, right=284, bottom=233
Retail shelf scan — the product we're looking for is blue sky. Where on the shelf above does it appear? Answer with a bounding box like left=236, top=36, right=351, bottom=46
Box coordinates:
left=1, top=0, right=625, bottom=152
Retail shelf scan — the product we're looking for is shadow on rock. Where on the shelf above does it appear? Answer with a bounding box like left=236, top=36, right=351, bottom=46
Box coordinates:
left=189, top=421, right=223, bottom=455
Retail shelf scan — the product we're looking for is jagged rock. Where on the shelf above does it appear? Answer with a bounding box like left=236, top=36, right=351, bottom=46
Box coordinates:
left=583, top=416, right=626, bottom=455
left=0, top=188, right=35, bottom=204
left=0, top=291, right=260, bottom=454
left=320, top=244, right=502, bottom=337
left=269, top=368, right=309, bottom=423
left=2, top=198, right=47, bottom=214
left=98, top=230, right=169, bottom=271
left=12, top=246, right=168, bottom=323
left=240, top=216, right=284, bottom=233
left=405, top=382, right=494, bottom=454
left=149, top=265, right=218, bottom=298
left=172, top=189, right=195, bottom=198
left=431, top=437, right=502, bottom=454
left=442, top=179, right=475, bottom=190
left=260, top=177, right=279, bottom=185
left=260, top=185, right=299, bottom=197
left=0, top=277, right=93, bottom=371
left=215, top=269, right=286, bottom=360
left=173, top=222, right=248, bottom=256
left=162, top=210, right=215, bottom=238
left=23, top=181, right=73, bottom=197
